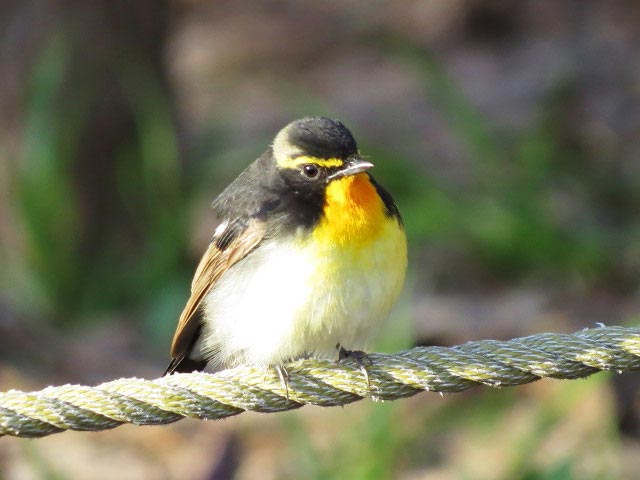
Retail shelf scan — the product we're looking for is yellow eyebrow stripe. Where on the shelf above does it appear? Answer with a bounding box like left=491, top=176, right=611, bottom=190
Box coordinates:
left=278, top=156, right=344, bottom=169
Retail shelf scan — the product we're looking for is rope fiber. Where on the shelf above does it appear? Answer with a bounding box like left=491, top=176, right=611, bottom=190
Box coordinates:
left=1, top=325, right=639, bottom=438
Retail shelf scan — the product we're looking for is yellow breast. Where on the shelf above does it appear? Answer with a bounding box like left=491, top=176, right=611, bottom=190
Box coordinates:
left=311, top=173, right=387, bottom=248
left=301, top=173, right=407, bottom=353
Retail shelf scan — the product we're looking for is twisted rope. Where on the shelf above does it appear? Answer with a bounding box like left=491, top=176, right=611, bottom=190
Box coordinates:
left=1, top=325, right=639, bottom=438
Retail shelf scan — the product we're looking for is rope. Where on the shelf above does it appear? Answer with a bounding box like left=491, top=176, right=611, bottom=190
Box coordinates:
left=1, top=325, right=639, bottom=438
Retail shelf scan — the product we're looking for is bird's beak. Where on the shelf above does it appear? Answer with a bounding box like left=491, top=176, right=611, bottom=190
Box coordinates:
left=328, top=158, right=374, bottom=180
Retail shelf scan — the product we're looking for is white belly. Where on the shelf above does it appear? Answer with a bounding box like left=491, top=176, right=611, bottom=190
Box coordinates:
left=201, top=224, right=407, bottom=367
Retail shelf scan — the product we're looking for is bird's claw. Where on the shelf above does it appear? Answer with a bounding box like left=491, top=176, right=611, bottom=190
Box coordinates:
left=336, top=343, right=373, bottom=386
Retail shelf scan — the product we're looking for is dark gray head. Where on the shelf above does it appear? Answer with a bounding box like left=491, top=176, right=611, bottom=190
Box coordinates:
left=273, top=117, right=358, bottom=161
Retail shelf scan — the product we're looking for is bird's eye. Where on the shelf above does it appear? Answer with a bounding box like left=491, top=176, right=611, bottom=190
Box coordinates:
left=302, top=164, right=319, bottom=178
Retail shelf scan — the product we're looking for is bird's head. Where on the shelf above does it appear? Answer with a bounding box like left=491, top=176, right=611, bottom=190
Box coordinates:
left=271, top=117, right=374, bottom=196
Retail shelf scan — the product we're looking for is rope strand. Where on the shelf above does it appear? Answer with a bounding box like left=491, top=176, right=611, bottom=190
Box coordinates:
left=1, top=325, right=639, bottom=438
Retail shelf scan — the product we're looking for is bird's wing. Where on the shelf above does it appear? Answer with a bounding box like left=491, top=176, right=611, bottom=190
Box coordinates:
left=170, top=218, right=267, bottom=359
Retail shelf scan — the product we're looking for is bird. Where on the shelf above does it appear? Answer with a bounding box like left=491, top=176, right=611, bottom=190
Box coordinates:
left=165, top=117, right=407, bottom=377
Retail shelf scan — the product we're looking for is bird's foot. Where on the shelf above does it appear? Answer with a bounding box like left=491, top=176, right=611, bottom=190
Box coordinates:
left=336, top=343, right=373, bottom=386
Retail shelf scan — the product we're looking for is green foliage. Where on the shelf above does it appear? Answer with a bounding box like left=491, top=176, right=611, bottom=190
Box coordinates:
left=13, top=31, right=189, bottom=330
left=17, top=33, right=84, bottom=319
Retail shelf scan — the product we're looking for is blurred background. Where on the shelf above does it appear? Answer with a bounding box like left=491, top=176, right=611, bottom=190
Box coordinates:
left=1, top=0, right=640, bottom=478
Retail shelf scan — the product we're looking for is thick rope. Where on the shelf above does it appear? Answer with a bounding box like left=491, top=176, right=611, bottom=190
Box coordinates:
left=1, top=325, right=639, bottom=438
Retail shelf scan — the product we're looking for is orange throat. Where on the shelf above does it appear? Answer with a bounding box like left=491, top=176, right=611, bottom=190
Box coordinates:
left=312, top=173, right=386, bottom=247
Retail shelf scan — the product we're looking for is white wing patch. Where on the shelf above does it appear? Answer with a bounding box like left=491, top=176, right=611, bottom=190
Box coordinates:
left=213, top=220, right=229, bottom=238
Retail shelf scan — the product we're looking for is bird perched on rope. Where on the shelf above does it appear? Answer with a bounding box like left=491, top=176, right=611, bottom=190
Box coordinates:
left=165, top=117, right=407, bottom=381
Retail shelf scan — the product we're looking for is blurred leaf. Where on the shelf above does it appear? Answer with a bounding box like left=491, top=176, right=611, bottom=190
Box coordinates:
left=17, top=32, right=85, bottom=321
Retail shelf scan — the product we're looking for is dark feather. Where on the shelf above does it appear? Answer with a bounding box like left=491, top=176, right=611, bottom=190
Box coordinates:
left=368, top=174, right=403, bottom=224
left=164, top=355, right=208, bottom=375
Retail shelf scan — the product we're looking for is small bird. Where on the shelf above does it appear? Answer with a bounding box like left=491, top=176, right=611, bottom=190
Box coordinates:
left=165, top=117, right=407, bottom=376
